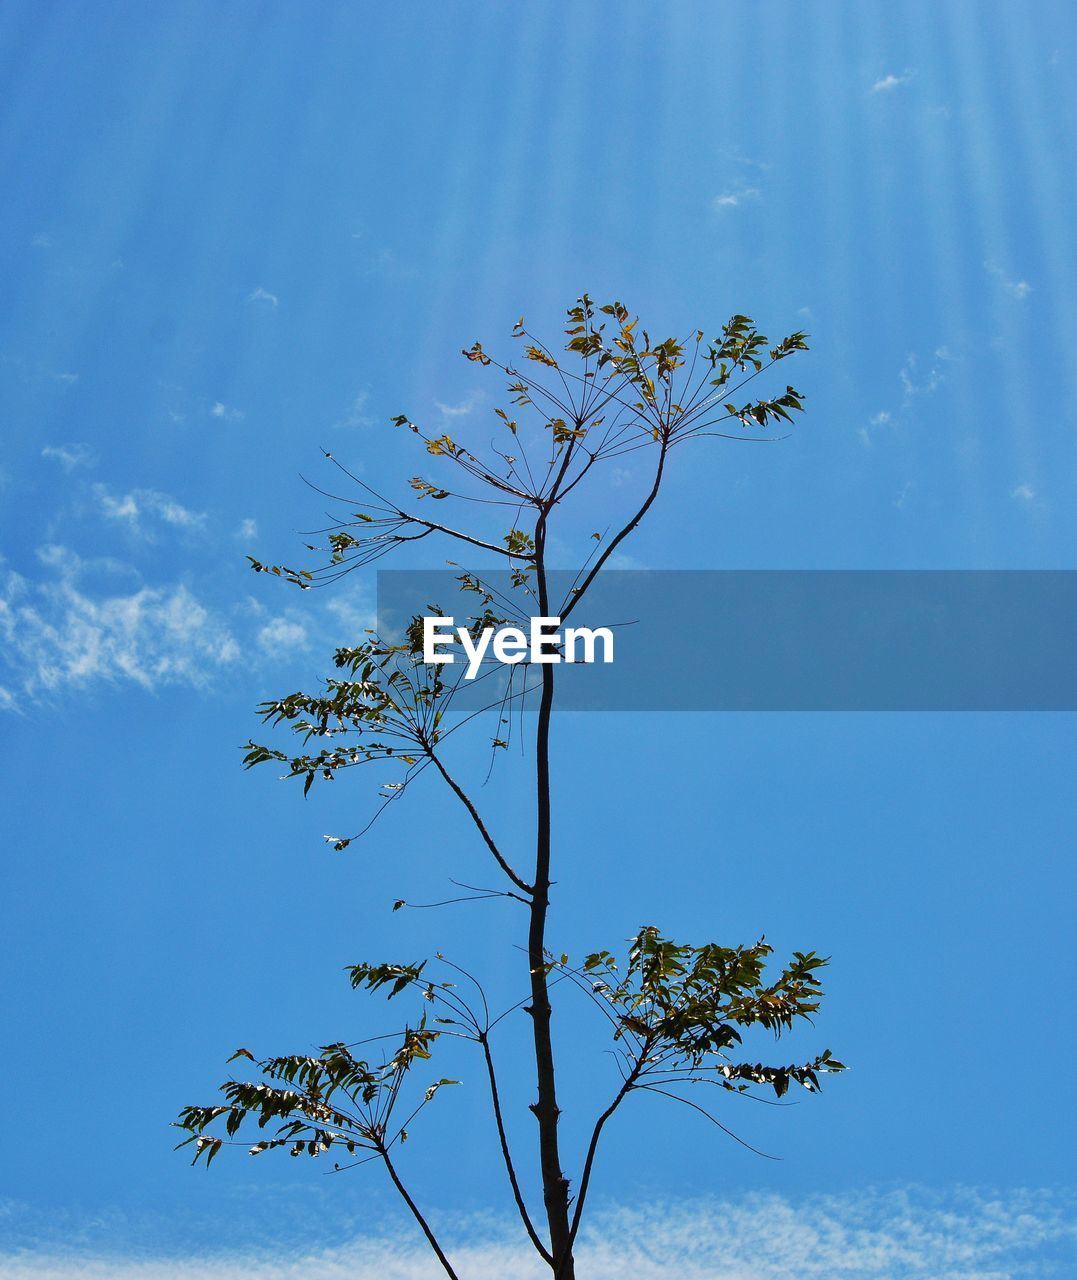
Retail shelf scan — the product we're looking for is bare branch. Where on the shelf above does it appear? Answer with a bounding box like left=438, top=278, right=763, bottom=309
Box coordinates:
left=378, top=1143, right=461, bottom=1280
left=637, top=1084, right=781, bottom=1160
left=558, top=1053, right=649, bottom=1278
left=480, top=1033, right=554, bottom=1264
left=558, top=439, right=669, bottom=625
left=402, top=513, right=535, bottom=561
left=425, top=748, right=533, bottom=895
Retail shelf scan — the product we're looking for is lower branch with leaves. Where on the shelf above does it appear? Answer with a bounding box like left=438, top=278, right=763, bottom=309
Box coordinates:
left=176, top=932, right=844, bottom=1278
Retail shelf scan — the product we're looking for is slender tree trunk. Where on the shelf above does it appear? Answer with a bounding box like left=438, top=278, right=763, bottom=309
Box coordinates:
left=529, top=524, right=575, bottom=1278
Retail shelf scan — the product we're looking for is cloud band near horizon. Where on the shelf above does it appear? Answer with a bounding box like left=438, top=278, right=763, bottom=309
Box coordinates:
left=1, top=1186, right=1073, bottom=1280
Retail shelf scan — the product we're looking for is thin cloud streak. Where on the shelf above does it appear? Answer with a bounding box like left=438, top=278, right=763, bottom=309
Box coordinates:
left=985, top=260, right=1032, bottom=299
left=334, top=389, right=374, bottom=429
left=42, top=443, right=97, bottom=472
left=435, top=389, right=485, bottom=419
left=871, top=70, right=915, bottom=93
left=210, top=401, right=245, bottom=422
left=859, top=410, right=893, bottom=447
left=713, top=185, right=762, bottom=209
left=899, top=350, right=948, bottom=403
left=93, top=484, right=207, bottom=533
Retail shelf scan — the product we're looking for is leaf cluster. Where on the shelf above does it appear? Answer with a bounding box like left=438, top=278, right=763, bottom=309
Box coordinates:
left=175, top=1023, right=457, bottom=1170
left=557, top=927, right=845, bottom=1101
left=241, top=296, right=810, bottom=595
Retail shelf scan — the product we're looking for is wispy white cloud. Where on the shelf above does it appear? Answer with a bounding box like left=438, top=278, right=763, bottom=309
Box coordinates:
left=718, top=147, right=771, bottom=173
left=335, top=390, right=374, bottom=430
left=236, top=518, right=258, bottom=540
left=1011, top=483, right=1036, bottom=501
left=859, top=410, right=893, bottom=447
left=985, top=260, right=1031, bottom=299
left=871, top=69, right=915, bottom=93
left=713, top=185, right=762, bottom=209
left=0, top=548, right=239, bottom=700
left=247, top=287, right=279, bottom=307
left=210, top=401, right=245, bottom=422
left=41, top=443, right=97, bottom=472
left=894, top=480, right=915, bottom=509
left=257, top=614, right=310, bottom=657
left=0, top=539, right=380, bottom=707
left=435, top=390, right=485, bottom=419
left=607, top=551, right=646, bottom=570
left=899, top=351, right=947, bottom=403
left=325, top=586, right=375, bottom=641
left=93, top=484, right=207, bottom=534
left=0, top=1187, right=1071, bottom=1278
left=365, top=246, right=418, bottom=280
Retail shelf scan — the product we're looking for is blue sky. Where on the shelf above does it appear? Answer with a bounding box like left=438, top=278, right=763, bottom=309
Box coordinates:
left=1, top=3, right=1075, bottom=1276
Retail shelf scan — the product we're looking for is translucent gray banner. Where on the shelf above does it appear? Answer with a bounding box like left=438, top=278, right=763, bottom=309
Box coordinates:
left=376, top=570, right=1077, bottom=711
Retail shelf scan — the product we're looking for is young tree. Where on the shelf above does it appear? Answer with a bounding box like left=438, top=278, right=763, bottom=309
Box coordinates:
left=175, top=297, right=844, bottom=1279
